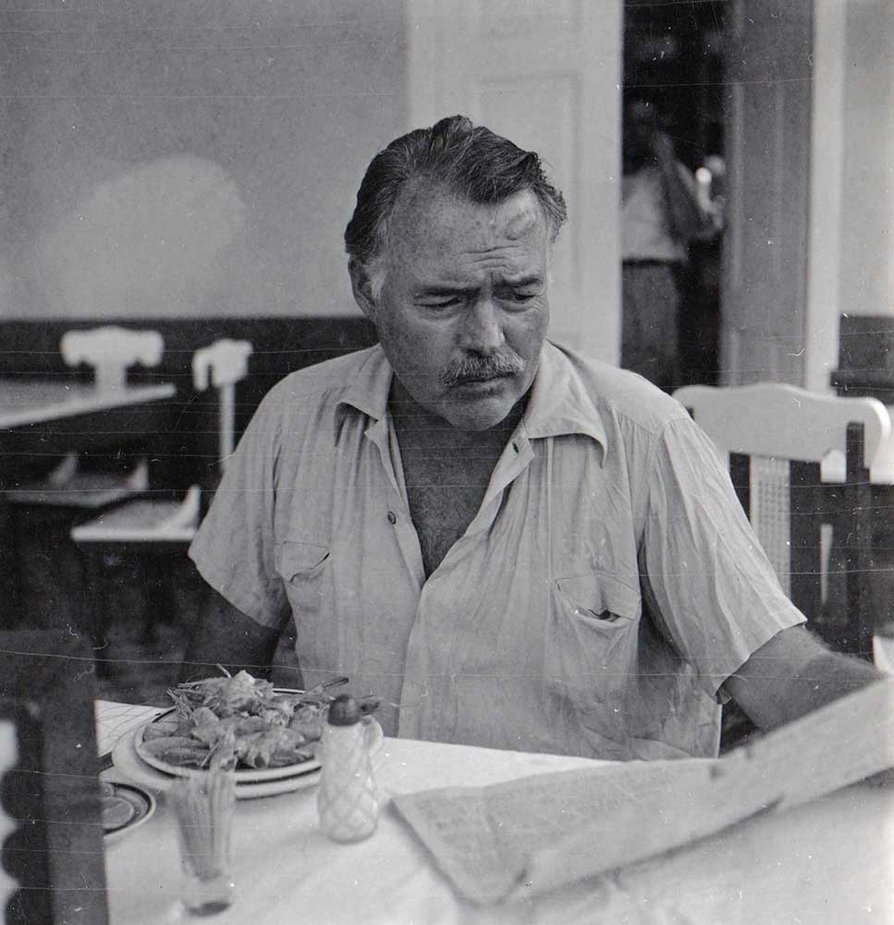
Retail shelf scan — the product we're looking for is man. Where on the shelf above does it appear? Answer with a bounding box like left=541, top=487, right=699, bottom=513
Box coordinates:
left=184, top=115, right=879, bottom=761
left=621, top=95, right=715, bottom=389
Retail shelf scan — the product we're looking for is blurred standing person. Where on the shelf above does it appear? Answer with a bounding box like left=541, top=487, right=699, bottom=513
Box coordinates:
left=682, top=154, right=727, bottom=385
left=620, top=96, right=713, bottom=390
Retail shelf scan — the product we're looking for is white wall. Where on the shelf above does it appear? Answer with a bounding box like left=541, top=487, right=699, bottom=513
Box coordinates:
left=838, top=0, right=894, bottom=319
left=805, top=0, right=847, bottom=392
left=804, top=0, right=893, bottom=390
left=0, top=0, right=405, bottom=320
left=0, top=0, right=622, bottom=354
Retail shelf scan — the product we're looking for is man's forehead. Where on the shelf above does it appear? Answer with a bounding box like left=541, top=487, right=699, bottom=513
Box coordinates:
left=389, top=182, right=546, bottom=246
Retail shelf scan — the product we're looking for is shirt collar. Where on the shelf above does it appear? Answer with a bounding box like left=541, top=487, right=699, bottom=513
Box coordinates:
left=335, top=345, right=392, bottom=425
left=520, top=341, right=607, bottom=450
left=335, top=340, right=607, bottom=451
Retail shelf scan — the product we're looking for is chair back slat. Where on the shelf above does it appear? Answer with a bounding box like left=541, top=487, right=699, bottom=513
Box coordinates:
left=747, top=455, right=792, bottom=596
left=789, top=459, right=826, bottom=622
left=672, top=383, right=892, bottom=482
left=60, top=326, right=163, bottom=393
left=728, top=453, right=751, bottom=517
left=192, top=339, right=253, bottom=472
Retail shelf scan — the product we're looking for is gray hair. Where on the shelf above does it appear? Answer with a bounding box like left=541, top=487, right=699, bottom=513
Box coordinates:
left=344, top=115, right=567, bottom=295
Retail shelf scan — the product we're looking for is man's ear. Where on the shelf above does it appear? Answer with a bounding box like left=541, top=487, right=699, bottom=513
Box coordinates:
left=348, top=258, right=378, bottom=321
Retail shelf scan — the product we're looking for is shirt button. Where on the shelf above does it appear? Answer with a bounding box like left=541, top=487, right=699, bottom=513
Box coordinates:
left=386, top=511, right=397, bottom=525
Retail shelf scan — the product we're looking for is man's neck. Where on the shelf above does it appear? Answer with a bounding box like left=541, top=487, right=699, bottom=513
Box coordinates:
left=387, top=379, right=528, bottom=577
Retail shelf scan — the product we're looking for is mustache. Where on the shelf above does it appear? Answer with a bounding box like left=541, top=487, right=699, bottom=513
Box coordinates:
left=439, top=351, right=525, bottom=387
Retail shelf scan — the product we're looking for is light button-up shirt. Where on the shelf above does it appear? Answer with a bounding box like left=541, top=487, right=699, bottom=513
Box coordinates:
left=190, top=342, right=804, bottom=760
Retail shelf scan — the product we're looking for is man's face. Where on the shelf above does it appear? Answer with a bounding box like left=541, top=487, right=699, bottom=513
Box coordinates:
left=353, top=184, right=551, bottom=431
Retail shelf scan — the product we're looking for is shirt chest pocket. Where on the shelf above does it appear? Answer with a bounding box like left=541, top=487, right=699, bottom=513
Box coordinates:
left=545, top=572, right=642, bottom=710
left=274, top=541, right=330, bottom=619
left=555, top=572, right=641, bottom=633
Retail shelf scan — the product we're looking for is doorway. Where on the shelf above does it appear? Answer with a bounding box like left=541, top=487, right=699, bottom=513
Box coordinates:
left=622, top=1, right=727, bottom=387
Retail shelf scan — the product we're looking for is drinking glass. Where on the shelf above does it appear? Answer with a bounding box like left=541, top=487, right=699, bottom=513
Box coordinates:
left=170, top=769, right=236, bottom=916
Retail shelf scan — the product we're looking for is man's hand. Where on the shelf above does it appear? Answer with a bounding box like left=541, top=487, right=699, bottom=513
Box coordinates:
left=723, top=625, right=884, bottom=732
left=179, top=589, right=283, bottom=684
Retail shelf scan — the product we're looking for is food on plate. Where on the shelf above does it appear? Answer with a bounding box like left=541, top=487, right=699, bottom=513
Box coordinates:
left=141, top=669, right=379, bottom=772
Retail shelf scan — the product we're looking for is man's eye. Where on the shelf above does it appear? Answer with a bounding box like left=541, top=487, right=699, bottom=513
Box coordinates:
left=421, top=297, right=463, bottom=310
left=503, top=291, right=538, bottom=304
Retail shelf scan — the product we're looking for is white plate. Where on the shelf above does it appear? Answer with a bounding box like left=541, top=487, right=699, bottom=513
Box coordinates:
left=134, top=689, right=322, bottom=783
left=112, top=729, right=322, bottom=800
left=101, top=781, right=157, bottom=842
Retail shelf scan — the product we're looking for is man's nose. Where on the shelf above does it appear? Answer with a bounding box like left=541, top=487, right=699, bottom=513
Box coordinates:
left=459, top=299, right=505, bottom=354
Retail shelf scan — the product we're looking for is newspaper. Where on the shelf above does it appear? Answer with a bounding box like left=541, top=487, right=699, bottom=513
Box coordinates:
left=391, top=678, right=894, bottom=905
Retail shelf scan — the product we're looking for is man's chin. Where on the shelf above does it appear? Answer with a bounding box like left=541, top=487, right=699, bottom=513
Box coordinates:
left=439, top=392, right=518, bottom=431
left=436, top=370, right=538, bottom=430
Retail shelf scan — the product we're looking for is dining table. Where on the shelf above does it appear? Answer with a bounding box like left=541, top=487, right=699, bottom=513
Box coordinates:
left=97, top=700, right=894, bottom=925
left=0, top=378, right=176, bottom=433
left=0, top=377, right=177, bottom=619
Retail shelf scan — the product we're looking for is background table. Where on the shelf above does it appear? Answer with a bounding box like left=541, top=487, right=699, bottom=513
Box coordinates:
left=99, top=703, right=894, bottom=925
left=0, top=380, right=176, bottom=625
left=0, top=380, right=176, bottom=432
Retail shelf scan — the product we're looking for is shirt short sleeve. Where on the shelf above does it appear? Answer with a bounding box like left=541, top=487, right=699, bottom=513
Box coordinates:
left=188, top=391, right=287, bottom=629
left=640, top=416, right=807, bottom=697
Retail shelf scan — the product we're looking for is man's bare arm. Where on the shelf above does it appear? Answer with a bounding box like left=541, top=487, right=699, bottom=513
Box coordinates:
left=723, top=624, right=884, bottom=731
left=179, top=589, right=282, bottom=683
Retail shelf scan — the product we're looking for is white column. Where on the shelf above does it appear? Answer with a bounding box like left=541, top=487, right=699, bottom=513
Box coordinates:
left=804, top=0, right=847, bottom=394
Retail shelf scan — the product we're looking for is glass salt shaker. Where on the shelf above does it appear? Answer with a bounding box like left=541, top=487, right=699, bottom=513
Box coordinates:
left=316, top=694, right=380, bottom=843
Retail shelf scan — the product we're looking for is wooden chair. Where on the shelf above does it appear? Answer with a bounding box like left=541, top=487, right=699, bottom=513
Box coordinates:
left=7, top=326, right=164, bottom=509
left=0, top=631, right=109, bottom=923
left=71, top=339, right=253, bottom=667
left=672, top=383, right=892, bottom=659
left=673, top=384, right=892, bottom=751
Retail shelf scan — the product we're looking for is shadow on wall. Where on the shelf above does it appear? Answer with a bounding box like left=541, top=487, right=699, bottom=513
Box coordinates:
left=35, top=156, right=246, bottom=318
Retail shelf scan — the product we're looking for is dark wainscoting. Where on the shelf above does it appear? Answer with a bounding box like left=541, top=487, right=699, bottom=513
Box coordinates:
left=832, top=315, right=894, bottom=402
left=0, top=316, right=378, bottom=490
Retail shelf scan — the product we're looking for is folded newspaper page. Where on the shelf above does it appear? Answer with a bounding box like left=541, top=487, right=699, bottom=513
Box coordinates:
left=391, top=678, right=894, bottom=905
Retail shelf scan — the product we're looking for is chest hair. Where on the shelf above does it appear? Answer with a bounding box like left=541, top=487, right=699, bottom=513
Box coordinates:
left=401, top=449, right=500, bottom=577
left=389, top=381, right=525, bottom=578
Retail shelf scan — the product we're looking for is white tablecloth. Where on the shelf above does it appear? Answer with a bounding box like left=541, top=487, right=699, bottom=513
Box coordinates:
left=98, top=702, right=894, bottom=925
